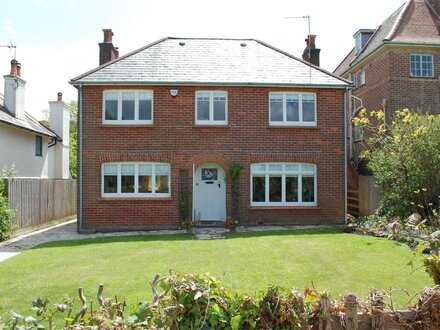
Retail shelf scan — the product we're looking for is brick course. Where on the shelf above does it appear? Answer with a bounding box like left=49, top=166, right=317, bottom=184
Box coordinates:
left=79, top=85, right=346, bottom=231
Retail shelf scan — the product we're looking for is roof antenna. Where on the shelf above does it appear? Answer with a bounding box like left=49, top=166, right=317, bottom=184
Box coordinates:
left=0, top=41, right=17, bottom=59
left=284, top=15, right=312, bottom=81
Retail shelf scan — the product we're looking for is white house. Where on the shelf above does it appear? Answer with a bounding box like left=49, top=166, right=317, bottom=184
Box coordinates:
left=0, top=59, right=70, bottom=178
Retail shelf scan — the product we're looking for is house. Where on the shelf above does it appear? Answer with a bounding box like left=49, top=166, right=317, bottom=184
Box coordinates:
left=334, top=0, right=440, bottom=180
left=0, top=60, right=71, bottom=179
left=70, top=29, right=349, bottom=232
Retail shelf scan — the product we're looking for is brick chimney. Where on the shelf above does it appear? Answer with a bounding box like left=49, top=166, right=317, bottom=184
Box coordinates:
left=49, top=92, right=71, bottom=179
left=99, top=28, right=119, bottom=65
left=302, top=35, right=320, bottom=67
left=3, top=59, right=26, bottom=120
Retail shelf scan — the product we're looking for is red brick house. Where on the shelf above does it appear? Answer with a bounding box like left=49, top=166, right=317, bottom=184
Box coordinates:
left=70, top=30, right=348, bottom=232
left=334, top=0, right=440, bottom=182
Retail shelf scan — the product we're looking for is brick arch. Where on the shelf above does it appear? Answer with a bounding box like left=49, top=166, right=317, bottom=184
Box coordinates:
left=185, top=152, right=230, bottom=170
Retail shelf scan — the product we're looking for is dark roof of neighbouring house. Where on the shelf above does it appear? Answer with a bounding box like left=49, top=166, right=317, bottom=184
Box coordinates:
left=0, top=104, right=59, bottom=139
left=71, top=37, right=349, bottom=88
left=334, top=0, right=440, bottom=76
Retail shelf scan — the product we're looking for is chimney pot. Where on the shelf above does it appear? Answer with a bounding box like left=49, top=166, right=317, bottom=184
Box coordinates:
left=57, top=92, right=63, bottom=102
left=103, top=29, right=113, bottom=43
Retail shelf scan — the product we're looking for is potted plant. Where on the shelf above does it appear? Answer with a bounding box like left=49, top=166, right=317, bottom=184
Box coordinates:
left=225, top=218, right=239, bottom=233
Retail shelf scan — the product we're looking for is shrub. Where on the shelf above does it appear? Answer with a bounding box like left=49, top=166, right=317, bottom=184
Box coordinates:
left=0, top=166, right=16, bottom=241
left=354, top=109, right=440, bottom=219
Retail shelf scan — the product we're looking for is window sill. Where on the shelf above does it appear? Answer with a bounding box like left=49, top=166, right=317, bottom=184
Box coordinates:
left=100, top=124, right=154, bottom=128
left=194, top=124, right=231, bottom=128
left=248, top=205, right=318, bottom=210
left=267, top=125, right=318, bottom=129
left=98, top=197, right=173, bottom=202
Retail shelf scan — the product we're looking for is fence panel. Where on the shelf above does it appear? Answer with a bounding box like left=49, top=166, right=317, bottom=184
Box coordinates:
left=6, top=179, right=76, bottom=230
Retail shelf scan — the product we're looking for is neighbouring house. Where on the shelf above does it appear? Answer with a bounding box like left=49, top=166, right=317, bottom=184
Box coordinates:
left=70, top=29, right=349, bottom=232
left=334, top=0, right=440, bottom=215
left=0, top=60, right=71, bottom=179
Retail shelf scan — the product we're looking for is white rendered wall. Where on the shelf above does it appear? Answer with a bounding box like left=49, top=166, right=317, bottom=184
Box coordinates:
left=0, top=124, right=49, bottom=178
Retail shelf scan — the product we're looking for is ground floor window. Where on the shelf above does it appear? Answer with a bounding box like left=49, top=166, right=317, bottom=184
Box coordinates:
left=102, top=162, right=170, bottom=197
left=251, top=163, right=317, bottom=206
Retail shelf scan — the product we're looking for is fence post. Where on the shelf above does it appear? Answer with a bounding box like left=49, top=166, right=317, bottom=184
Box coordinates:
left=343, top=293, right=358, bottom=330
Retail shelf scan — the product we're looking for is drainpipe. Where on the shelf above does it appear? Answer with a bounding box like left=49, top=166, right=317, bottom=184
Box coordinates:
left=78, top=83, right=83, bottom=232
left=344, top=87, right=348, bottom=224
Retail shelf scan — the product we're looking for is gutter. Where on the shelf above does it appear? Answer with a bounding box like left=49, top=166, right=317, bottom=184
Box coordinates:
left=78, top=83, right=83, bottom=233
left=69, top=81, right=349, bottom=89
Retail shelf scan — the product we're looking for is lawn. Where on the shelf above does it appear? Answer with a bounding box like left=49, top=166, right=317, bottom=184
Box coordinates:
left=0, top=227, right=432, bottom=314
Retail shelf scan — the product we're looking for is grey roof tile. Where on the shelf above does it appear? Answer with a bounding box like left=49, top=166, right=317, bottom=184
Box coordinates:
left=71, top=38, right=348, bottom=88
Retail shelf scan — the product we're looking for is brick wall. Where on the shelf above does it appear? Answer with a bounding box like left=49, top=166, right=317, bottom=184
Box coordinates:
left=78, top=85, right=346, bottom=231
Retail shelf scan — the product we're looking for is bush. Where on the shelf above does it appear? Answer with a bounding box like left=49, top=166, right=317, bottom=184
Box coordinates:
left=354, top=109, right=440, bottom=219
left=0, top=167, right=15, bottom=241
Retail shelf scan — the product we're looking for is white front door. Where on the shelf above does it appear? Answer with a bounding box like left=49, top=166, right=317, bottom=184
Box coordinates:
left=194, top=163, right=226, bottom=221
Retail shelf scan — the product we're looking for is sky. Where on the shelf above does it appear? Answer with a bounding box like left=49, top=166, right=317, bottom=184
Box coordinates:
left=0, top=0, right=405, bottom=120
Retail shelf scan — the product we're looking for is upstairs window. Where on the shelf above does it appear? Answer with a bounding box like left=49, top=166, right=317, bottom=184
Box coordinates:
left=251, top=163, right=317, bottom=206
left=35, top=135, right=42, bottom=156
left=269, top=93, right=316, bottom=126
left=410, top=54, right=434, bottom=78
left=103, top=90, right=153, bottom=124
left=195, top=91, right=228, bottom=125
left=102, top=162, right=170, bottom=197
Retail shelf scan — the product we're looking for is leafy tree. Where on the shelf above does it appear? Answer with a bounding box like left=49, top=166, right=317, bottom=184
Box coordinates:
left=69, top=101, right=78, bottom=179
left=354, top=108, right=440, bottom=219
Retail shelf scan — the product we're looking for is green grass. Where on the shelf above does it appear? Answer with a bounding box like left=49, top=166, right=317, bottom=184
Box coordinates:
left=0, top=227, right=432, bottom=314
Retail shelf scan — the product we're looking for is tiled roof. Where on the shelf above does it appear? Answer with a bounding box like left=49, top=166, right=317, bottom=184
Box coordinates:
left=0, top=105, right=59, bottom=139
left=334, top=0, right=440, bottom=76
left=71, top=38, right=348, bottom=88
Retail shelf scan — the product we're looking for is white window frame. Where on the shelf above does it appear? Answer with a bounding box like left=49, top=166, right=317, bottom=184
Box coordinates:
left=195, top=91, right=228, bottom=125
left=250, top=163, right=317, bottom=207
left=102, top=90, right=154, bottom=125
left=268, top=92, right=317, bottom=127
left=359, top=71, right=366, bottom=86
left=101, top=162, right=170, bottom=197
left=410, top=54, right=434, bottom=78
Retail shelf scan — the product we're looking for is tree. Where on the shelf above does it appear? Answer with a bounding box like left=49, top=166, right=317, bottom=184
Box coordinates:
left=354, top=108, right=440, bottom=219
left=69, top=101, right=78, bottom=179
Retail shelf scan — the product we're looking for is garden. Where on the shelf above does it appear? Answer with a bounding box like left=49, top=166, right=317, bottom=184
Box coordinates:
left=0, top=108, right=439, bottom=328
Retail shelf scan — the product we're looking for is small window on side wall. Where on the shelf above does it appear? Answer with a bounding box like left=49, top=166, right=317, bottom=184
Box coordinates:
left=35, top=135, right=42, bottom=156
left=410, top=54, right=434, bottom=78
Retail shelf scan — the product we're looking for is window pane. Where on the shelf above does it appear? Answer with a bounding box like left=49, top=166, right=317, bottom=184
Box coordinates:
left=213, top=96, right=226, bottom=121
left=139, top=175, right=152, bottom=193
left=121, top=175, right=135, bottom=193
left=105, top=93, right=118, bottom=120
left=269, top=176, right=282, bottom=202
left=286, top=176, right=298, bottom=202
left=302, top=95, right=316, bottom=122
left=104, top=175, right=118, bottom=193
left=252, top=176, right=265, bottom=202
left=286, top=94, right=299, bottom=121
left=302, top=176, right=315, bottom=202
left=270, top=96, right=283, bottom=122
left=156, top=175, right=169, bottom=193
left=139, top=95, right=152, bottom=120
left=197, top=95, right=210, bottom=121
left=122, top=93, right=135, bottom=120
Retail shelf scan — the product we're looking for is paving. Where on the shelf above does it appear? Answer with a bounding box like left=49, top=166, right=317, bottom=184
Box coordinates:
left=0, top=220, right=326, bottom=263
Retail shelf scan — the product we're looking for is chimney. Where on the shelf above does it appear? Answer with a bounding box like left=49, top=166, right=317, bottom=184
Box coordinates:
left=49, top=92, right=71, bottom=179
left=302, top=35, right=320, bottom=67
left=4, top=59, right=26, bottom=120
left=99, top=28, right=119, bottom=66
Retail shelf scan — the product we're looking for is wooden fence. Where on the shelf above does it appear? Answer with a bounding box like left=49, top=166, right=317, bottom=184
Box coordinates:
left=5, top=178, right=76, bottom=231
